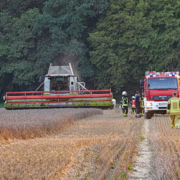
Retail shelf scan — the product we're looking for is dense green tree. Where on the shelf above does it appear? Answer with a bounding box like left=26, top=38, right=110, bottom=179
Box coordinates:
left=89, top=0, right=180, bottom=97
left=89, top=0, right=152, bottom=93
left=0, top=0, right=46, bottom=17
left=147, top=0, right=180, bottom=71
left=1, top=0, right=180, bottom=102
left=0, top=9, right=40, bottom=95
left=33, top=0, right=109, bottom=74
left=0, top=0, right=109, bottom=99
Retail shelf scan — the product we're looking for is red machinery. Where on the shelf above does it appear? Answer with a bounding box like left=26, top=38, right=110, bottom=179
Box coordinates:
left=5, top=89, right=113, bottom=109
left=140, top=71, right=179, bottom=119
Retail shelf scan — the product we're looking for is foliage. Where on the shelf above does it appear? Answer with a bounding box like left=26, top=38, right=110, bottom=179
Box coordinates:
left=89, top=0, right=180, bottom=97
left=1, top=0, right=180, bottom=100
left=0, top=0, right=109, bottom=100
left=121, top=173, right=126, bottom=179
left=146, top=0, right=180, bottom=71
left=89, top=0, right=152, bottom=92
left=0, top=0, right=46, bottom=17
left=141, top=135, right=145, bottom=140
left=33, top=0, right=110, bottom=77
left=0, top=8, right=40, bottom=97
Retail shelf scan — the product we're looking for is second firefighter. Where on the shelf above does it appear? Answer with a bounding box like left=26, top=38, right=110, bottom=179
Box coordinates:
left=122, top=91, right=128, bottom=117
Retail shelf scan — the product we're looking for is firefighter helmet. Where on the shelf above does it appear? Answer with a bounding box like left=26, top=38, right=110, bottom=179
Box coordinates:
left=122, top=91, right=127, bottom=96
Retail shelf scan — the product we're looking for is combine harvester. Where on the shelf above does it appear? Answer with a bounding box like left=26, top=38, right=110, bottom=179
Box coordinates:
left=4, top=63, right=114, bottom=110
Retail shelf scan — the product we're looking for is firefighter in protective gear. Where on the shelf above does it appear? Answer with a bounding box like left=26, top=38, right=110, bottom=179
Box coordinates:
left=122, top=91, right=128, bottom=117
left=131, top=96, right=136, bottom=114
left=140, top=93, right=144, bottom=115
left=167, top=92, right=180, bottom=129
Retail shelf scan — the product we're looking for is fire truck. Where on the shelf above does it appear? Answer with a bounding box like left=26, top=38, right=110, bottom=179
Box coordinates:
left=140, top=71, right=179, bottom=119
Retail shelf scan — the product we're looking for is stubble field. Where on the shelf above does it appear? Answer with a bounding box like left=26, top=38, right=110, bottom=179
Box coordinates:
left=1, top=108, right=180, bottom=179
left=0, top=108, right=102, bottom=142
left=149, top=115, right=180, bottom=179
left=0, top=108, right=143, bottom=180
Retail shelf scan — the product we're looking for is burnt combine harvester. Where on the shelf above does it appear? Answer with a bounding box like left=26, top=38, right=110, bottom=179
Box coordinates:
left=5, top=63, right=114, bottom=109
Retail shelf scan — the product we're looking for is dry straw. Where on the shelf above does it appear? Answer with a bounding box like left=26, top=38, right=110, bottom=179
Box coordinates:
left=0, top=108, right=102, bottom=140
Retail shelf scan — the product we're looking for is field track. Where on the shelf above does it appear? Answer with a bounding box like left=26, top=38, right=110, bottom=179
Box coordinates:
left=130, top=115, right=180, bottom=179
left=0, top=109, right=180, bottom=179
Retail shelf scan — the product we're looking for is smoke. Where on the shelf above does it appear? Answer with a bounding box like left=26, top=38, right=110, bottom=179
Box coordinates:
left=53, top=54, right=81, bottom=79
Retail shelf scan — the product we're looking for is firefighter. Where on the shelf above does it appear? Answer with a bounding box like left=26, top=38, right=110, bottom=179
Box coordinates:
left=140, top=93, right=144, bottom=115
left=122, top=91, right=128, bottom=117
left=167, top=92, right=180, bottom=129
left=131, top=96, right=136, bottom=114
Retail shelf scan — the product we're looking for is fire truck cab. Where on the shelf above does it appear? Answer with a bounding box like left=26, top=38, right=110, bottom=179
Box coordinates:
left=141, top=71, right=179, bottom=119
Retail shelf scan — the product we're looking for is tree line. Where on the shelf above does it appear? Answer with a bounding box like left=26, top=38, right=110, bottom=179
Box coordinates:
left=0, top=0, right=180, bottom=101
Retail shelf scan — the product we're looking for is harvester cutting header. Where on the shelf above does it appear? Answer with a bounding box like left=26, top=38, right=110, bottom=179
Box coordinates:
left=5, top=63, right=114, bottom=109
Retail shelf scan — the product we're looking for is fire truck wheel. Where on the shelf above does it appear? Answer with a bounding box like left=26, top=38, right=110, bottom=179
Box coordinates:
left=145, top=112, right=153, bottom=119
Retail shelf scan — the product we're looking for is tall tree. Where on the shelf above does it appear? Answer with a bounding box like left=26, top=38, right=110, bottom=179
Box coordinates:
left=0, top=0, right=46, bottom=17
left=0, top=9, right=40, bottom=96
left=89, top=0, right=152, bottom=93
left=89, top=0, right=180, bottom=97
left=33, top=0, right=110, bottom=77
left=0, top=0, right=109, bottom=99
left=146, top=0, right=180, bottom=71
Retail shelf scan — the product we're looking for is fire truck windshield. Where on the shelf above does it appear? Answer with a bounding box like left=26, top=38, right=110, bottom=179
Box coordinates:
left=148, top=78, right=178, bottom=90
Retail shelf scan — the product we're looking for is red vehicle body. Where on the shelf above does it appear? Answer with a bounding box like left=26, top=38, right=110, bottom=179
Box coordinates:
left=132, top=99, right=135, bottom=106
left=141, top=71, right=179, bottom=119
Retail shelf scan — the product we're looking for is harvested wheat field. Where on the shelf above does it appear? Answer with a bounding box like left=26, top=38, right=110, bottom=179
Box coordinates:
left=0, top=108, right=144, bottom=180
left=0, top=108, right=102, bottom=143
left=148, top=115, right=180, bottom=179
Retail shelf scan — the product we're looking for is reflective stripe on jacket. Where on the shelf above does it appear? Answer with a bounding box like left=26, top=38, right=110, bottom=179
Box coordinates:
left=167, top=97, right=180, bottom=115
left=122, top=97, right=128, bottom=106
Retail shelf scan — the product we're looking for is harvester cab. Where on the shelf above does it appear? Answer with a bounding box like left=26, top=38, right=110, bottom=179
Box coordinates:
left=45, top=63, right=86, bottom=92
left=37, top=63, right=87, bottom=93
